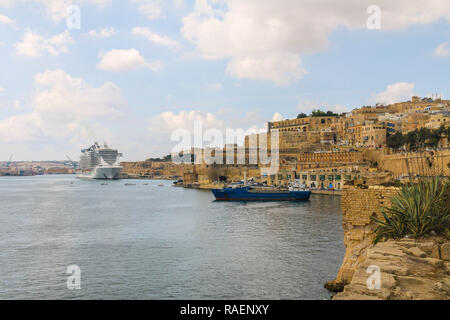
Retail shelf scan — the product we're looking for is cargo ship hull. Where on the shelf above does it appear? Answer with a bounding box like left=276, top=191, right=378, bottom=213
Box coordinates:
left=212, top=187, right=311, bottom=201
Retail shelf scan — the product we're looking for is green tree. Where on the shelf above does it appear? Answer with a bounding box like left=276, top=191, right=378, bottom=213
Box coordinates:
left=426, top=129, right=441, bottom=149
left=310, top=109, right=338, bottom=117
left=387, top=132, right=405, bottom=150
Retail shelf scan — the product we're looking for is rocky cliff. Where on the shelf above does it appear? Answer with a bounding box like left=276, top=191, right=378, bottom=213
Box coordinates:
left=333, top=238, right=450, bottom=299
left=326, top=185, right=450, bottom=300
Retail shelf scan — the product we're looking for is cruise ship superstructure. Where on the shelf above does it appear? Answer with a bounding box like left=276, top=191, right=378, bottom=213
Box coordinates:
left=77, top=142, right=122, bottom=179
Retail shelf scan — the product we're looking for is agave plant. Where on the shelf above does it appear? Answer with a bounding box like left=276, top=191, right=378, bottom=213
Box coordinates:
left=372, top=177, right=450, bottom=244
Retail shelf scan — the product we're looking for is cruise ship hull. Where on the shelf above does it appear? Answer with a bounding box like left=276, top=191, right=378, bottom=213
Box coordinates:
left=77, top=166, right=122, bottom=180
left=212, top=187, right=311, bottom=201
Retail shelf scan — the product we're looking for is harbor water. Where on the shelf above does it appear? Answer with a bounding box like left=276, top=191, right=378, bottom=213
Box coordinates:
left=0, top=175, right=344, bottom=299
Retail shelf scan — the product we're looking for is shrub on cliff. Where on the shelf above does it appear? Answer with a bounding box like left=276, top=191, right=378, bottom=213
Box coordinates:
left=372, top=177, right=450, bottom=244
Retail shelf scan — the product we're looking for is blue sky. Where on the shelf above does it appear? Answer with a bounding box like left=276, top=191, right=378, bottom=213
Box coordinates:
left=0, top=0, right=449, bottom=161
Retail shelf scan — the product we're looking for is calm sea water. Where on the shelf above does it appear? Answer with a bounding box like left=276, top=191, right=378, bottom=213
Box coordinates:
left=0, top=175, right=344, bottom=300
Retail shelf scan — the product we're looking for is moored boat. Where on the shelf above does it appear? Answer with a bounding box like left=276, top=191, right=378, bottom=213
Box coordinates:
left=211, top=184, right=311, bottom=201
left=77, top=142, right=122, bottom=180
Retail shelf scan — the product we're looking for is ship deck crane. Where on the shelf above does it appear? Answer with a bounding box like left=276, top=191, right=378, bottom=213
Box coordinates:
left=6, top=154, right=13, bottom=167
left=66, top=155, right=78, bottom=169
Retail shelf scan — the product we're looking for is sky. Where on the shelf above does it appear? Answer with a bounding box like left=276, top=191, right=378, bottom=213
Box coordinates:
left=0, top=0, right=449, bottom=161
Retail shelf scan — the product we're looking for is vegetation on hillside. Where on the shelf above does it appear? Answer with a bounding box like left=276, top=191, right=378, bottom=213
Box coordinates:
left=297, top=109, right=339, bottom=118
left=387, top=125, right=450, bottom=151
left=146, top=154, right=172, bottom=162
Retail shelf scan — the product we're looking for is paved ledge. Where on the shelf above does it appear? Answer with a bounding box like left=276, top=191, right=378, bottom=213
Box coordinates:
left=311, top=189, right=342, bottom=196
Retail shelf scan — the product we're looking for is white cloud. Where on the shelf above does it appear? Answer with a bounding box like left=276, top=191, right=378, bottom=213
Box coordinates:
left=434, top=41, right=450, bottom=58
left=14, top=30, right=74, bottom=57
left=181, top=0, right=450, bottom=85
left=35, top=0, right=111, bottom=22
left=147, top=108, right=268, bottom=155
left=87, top=27, right=115, bottom=38
left=132, top=27, right=181, bottom=49
left=375, top=82, right=415, bottom=105
left=297, top=99, right=349, bottom=114
left=131, top=0, right=161, bottom=20
left=0, top=69, right=126, bottom=145
left=330, top=104, right=350, bottom=114
left=271, top=112, right=283, bottom=121
left=97, top=48, right=163, bottom=72
left=0, top=1, right=111, bottom=23
left=206, top=82, right=222, bottom=90
left=150, top=110, right=224, bottom=134
left=0, top=14, right=14, bottom=24
left=0, top=0, right=111, bottom=23
left=147, top=110, right=224, bottom=152
left=0, top=113, right=41, bottom=142
left=226, top=54, right=306, bottom=85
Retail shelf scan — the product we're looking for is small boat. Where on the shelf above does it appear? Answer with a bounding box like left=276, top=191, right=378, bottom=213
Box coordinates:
left=158, top=184, right=164, bottom=187
left=211, top=182, right=311, bottom=201
left=125, top=183, right=136, bottom=186
left=101, top=182, right=108, bottom=185
left=143, top=183, right=148, bottom=186
left=172, top=180, right=184, bottom=187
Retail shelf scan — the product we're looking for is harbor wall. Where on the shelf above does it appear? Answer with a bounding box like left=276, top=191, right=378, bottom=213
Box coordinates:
left=378, top=149, right=450, bottom=177
left=328, top=185, right=399, bottom=288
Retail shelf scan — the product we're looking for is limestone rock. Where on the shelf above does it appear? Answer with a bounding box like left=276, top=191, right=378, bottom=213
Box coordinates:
left=331, top=238, right=450, bottom=300
left=423, top=257, right=444, bottom=268
left=443, top=278, right=450, bottom=295
left=324, top=280, right=345, bottom=293
left=441, top=243, right=450, bottom=261
left=333, top=292, right=383, bottom=300
left=361, top=260, right=408, bottom=276
left=444, top=262, right=450, bottom=274
left=433, top=279, right=450, bottom=295
left=416, top=242, right=435, bottom=255
left=430, top=244, right=440, bottom=259
left=407, top=247, right=427, bottom=258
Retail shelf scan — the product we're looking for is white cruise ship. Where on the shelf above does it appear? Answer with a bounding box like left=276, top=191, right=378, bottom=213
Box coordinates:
left=77, top=142, right=122, bottom=179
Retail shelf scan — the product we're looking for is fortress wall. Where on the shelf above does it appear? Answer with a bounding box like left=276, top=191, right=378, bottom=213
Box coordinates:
left=332, top=186, right=399, bottom=286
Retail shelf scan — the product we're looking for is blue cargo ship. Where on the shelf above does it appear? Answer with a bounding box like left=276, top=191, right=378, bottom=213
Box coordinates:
left=211, top=185, right=311, bottom=201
